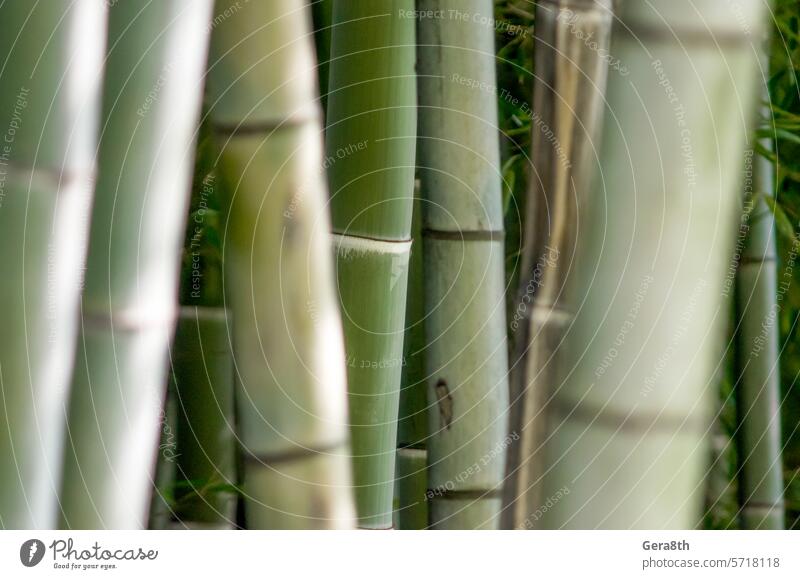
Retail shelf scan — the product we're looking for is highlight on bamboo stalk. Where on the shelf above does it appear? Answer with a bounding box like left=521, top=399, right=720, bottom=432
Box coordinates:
left=735, top=79, right=785, bottom=530
left=416, top=0, right=510, bottom=530
left=59, top=0, right=214, bottom=529
left=520, top=0, right=768, bottom=529
left=502, top=0, right=614, bottom=530
left=0, top=0, right=105, bottom=530
left=206, top=0, right=355, bottom=529
left=325, top=0, right=417, bottom=529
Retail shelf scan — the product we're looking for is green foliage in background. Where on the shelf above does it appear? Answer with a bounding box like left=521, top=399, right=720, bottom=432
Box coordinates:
left=495, top=0, right=534, bottom=319
left=768, top=0, right=800, bottom=530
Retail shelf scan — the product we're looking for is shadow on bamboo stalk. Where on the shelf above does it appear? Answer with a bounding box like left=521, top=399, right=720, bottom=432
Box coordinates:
left=394, top=191, right=430, bottom=530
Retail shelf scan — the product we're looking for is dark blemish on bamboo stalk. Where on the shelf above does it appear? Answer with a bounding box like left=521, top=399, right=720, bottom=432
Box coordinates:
left=434, top=378, right=453, bottom=430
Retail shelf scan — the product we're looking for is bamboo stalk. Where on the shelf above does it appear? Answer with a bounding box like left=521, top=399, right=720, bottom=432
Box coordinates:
left=207, top=0, right=355, bottom=529
left=735, top=86, right=785, bottom=529
left=394, top=191, right=429, bottom=529
left=326, top=0, right=417, bottom=529
left=59, top=0, right=213, bottom=529
left=416, top=0, right=509, bottom=529
left=526, top=0, right=767, bottom=529
left=502, top=0, right=613, bottom=530
left=171, top=307, right=236, bottom=528
left=0, top=0, right=105, bottom=529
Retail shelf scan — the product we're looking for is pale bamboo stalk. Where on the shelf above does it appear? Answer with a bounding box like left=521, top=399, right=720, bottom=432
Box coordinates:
left=326, top=0, right=417, bottom=529
left=59, top=0, right=213, bottom=529
left=735, top=86, right=784, bottom=529
left=529, top=0, right=767, bottom=529
left=502, top=0, right=613, bottom=530
left=416, top=0, right=509, bottom=529
left=394, top=192, right=429, bottom=529
left=172, top=307, right=236, bottom=529
left=207, top=0, right=354, bottom=529
left=0, top=0, right=105, bottom=529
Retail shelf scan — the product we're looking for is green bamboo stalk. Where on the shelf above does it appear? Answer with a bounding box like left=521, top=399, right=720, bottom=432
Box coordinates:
left=207, top=0, right=355, bottom=529
left=394, top=191, right=429, bottom=529
left=502, top=0, right=613, bottom=529
left=326, top=0, right=417, bottom=529
left=59, top=0, right=213, bottom=529
left=416, top=0, right=509, bottom=530
left=171, top=307, right=236, bottom=528
left=0, top=0, right=105, bottom=529
left=528, top=0, right=767, bottom=529
left=735, top=88, right=785, bottom=529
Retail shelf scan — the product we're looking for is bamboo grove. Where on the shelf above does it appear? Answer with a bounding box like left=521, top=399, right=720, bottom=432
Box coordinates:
left=1, top=0, right=799, bottom=530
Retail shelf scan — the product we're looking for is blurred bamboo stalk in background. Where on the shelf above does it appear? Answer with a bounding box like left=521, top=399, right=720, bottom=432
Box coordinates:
left=60, top=0, right=213, bottom=529
left=0, top=0, right=105, bottom=530
left=417, top=0, right=510, bottom=529
left=502, top=0, right=613, bottom=529
left=326, top=1, right=417, bottom=529
left=526, top=0, right=767, bottom=529
left=736, top=81, right=785, bottom=529
left=207, top=0, right=355, bottom=529
left=171, top=307, right=237, bottom=528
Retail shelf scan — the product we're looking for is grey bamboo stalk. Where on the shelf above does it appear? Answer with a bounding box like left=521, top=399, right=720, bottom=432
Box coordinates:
left=416, top=0, right=509, bottom=529
left=528, top=0, right=767, bottom=529
left=59, top=0, right=213, bottom=529
left=0, top=0, right=104, bottom=529
left=394, top=191, right=429, bottom=530
left=502, top=0, right=613, bottom=530
left=207, top=0, right=355, bottom=529
left=735, top=90, right=784, bottom=529
left=326, top=1, right=417, bottom=529
left=172, top=307, right=237, bottom=529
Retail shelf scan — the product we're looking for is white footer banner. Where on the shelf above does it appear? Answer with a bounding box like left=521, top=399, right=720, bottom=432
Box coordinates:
left=1, top=531, right=797, bottom=578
